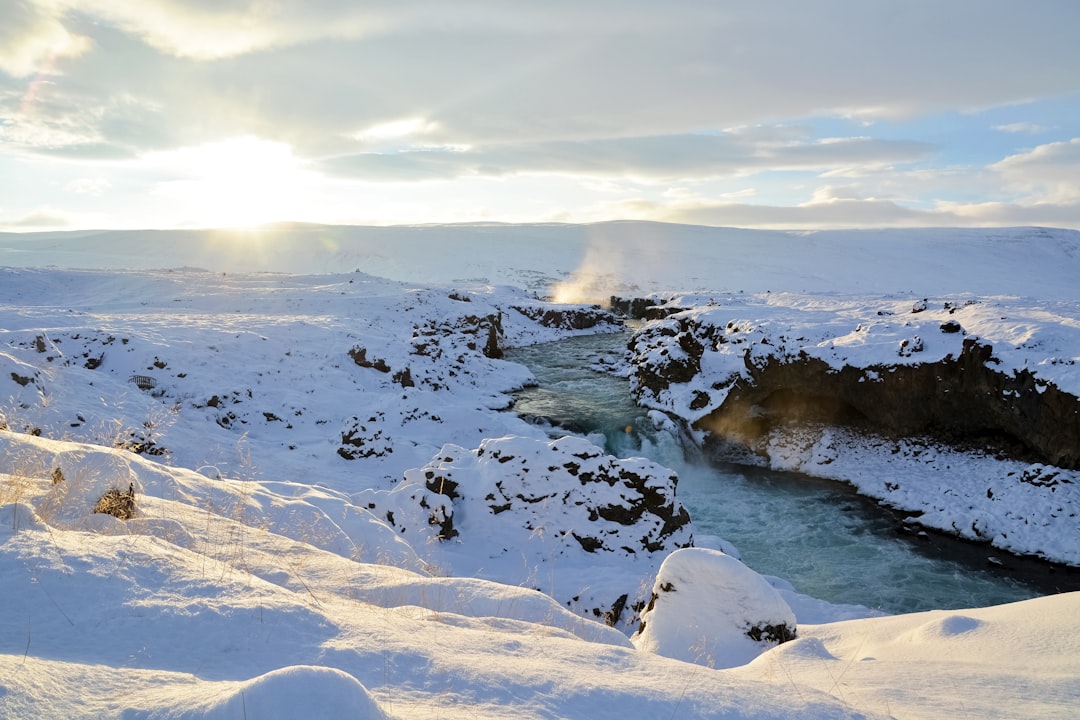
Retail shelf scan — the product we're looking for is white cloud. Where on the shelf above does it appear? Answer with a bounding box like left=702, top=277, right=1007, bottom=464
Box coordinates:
left=0, top=2, right=90, bottom=78
left=992, top=138, right=1080, bottom=203
left=589, top=184, right=1080, bottom=231
left=994, top=122, right=1050, bottom=135
left=47, top=0, right=375, bottom=60
left=141, top=136, right=321, bottom=227
left=65, top=177, right=112, bottom=195
left=8, top=2, right=1080, bottom=155
left=0, top=206, right=73, bottom=230
left=320, top=132, right=933, bottom=183
left=4, top=2, right=1080, bottom=231
left=935, top=199, right=1080, bottom=228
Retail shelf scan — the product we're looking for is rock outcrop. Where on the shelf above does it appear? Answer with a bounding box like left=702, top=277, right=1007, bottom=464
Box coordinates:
left=628, top=302, right=1080, bottom=470
left=357, top=434, right=694, bottom=630
left=710, top=337, right=1080, bottom=468
left=511, top=303, right=621, bottom=332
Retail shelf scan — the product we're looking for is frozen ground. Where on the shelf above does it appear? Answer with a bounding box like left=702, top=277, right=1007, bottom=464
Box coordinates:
left=1, top=222, right=1079, bottom=718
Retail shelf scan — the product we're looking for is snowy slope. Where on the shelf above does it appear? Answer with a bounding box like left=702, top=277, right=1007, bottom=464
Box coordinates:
left=3, top=222, right=1079, bottom=299
left=5, top=430, right=1080, bottom=719
left=3, top=222, right=1080, bottom=718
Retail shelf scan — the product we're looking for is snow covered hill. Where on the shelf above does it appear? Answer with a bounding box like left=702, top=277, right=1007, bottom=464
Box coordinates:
left=3, top=221, right=1079, bottom=299
left=2, top=222, right=1080, bottom=718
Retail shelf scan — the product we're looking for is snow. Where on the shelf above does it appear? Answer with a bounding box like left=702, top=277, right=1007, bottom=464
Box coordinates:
left=736, top=592, right=1080, bottom=720
left=2, top=221, right=1079, bottom=718
left=633, top=548, right=797, bottom=669
left=629, top=293, right=1080, bottom=427
left=625, top=293, right=1080, bottom=566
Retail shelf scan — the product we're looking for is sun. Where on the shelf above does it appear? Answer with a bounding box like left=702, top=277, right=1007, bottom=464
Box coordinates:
left=146, top=136, right=312, bottom=228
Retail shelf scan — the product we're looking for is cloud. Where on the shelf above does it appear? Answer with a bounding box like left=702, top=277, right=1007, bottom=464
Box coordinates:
left=0, top=207, right=73, bottom=230
left=4, top=2, right=1080, bottom=231
left=36, top=0, right=379, bottom=60
left=320, top=132, right=934, bottom=182
left=994, top=122, right=1050, bottom=135
left=0, top=2, right=90, bottom=78
left=657, top=197, right=951, bottom=230
left=7, top=2, right=1080, bottom=158
left=65, top=177, right=111, bottom=196
left=597, top=185, right=1080, bottom=231
left=992, top=138, right=1080, bottom=203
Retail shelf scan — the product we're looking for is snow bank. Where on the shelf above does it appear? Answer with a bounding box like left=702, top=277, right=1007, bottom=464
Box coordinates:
left=129, top=666, right=390, bottom=720
left=739, top=590, right=1080, bottom=720
left=356, top=433, right=693, bottom=631
left=0, top=429, right=874, bottom=720
left=633, top=548, right=796, bottom=668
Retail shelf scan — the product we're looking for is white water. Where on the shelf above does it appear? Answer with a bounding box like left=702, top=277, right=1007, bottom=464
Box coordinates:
left=507, top=332, right=1045, bottom=613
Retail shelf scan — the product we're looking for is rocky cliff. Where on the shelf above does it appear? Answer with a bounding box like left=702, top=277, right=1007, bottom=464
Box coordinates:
left=626, top=297, right=1080, bottom=470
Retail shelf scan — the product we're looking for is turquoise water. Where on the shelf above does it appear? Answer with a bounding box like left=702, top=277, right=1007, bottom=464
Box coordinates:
left=507, top=332, right=1050, bottom=614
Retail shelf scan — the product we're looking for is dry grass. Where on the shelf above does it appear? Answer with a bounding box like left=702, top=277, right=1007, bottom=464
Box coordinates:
left=92, top=482, right=137, bottom=520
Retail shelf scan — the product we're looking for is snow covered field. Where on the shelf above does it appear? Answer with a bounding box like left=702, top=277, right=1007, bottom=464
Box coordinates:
left=2, top=222, right=1079, bottom=718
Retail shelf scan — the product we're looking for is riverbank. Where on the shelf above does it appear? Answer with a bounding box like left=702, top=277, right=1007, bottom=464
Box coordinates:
left=507, top=332, right=1080, bottom=613
left=620, top=292, right=1080, bottom=567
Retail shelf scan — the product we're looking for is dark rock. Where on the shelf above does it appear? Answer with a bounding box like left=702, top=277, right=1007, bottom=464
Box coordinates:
left=604, top=593, right=629, bottom=627
left=424, top=473, right=460, bottom=500
left=338, top=416, right=393, bottom=460
left=571, top=532, right=605, bottom=553
left=348, top=346, right=391, bottom=373
left=747, top=623, right=797, bottom=644
left=631, top=312, right=1080, bottom=469
left=512, top=304, right=618, bottom=332
left=608, top=296, right=655, bottom=319
left=697, top=337, right=1080, bottom=469
left=428, top=503, right=457, bottom=540
left=940, top=320, right=963, bottom=334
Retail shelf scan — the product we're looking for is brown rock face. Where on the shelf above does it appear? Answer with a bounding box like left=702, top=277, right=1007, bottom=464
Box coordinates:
left=703, top=338, right=1080, bottom=469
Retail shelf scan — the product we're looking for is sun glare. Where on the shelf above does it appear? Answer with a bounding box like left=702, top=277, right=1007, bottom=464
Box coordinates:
left=146, top=136, right=312, bottom=228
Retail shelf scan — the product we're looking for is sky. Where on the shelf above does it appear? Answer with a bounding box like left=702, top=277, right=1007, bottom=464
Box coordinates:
left=2, top=1, right=1080, bottom=232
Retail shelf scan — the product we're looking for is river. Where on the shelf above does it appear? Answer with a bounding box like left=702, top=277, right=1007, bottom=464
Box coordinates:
left=506, top=331, right=1064, bottom=614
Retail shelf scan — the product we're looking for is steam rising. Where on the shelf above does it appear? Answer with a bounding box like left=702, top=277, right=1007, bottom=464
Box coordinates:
left=548, top=225, right=673, bottom=305
left=549, top=239, right=620, bottom=305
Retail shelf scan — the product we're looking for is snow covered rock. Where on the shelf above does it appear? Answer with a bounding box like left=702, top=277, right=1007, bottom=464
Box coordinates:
left=139, top=666, right=391, bottom=720
left=509, top=302, right=621, bottom=332
left=358, top=434, right=694, bottom=629
left=626, top=295, right=1080, bottom=565
left=633, top=547, right=796, bottom=668
left=628, top=297, right=1080, bottom=469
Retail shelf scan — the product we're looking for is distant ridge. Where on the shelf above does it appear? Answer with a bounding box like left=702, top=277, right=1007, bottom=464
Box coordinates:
left=2, top=222, right=1078, bottom=300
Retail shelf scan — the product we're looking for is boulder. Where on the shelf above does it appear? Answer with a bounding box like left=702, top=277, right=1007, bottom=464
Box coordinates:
left=632, top=547, right=796, bottom=668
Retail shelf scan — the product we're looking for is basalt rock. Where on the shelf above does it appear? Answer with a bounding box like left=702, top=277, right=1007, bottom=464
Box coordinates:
left=356, top=435, right=694, bottom=631
left=511, top=304, right=619, bottom=332
left=609, top=296, right=655, bottom=319
left=701, top=337, right=1080, bottom=469
left=609, top=295, right=685, bottom=320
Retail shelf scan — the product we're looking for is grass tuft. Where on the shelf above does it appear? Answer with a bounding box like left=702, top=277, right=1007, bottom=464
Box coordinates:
left=93, top=482, right=136, bottom=520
